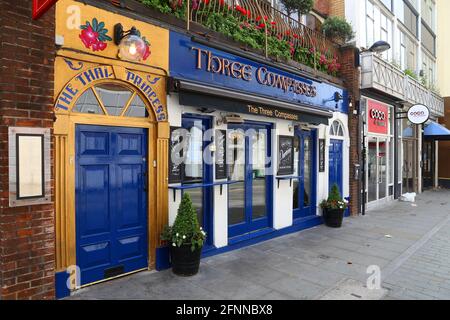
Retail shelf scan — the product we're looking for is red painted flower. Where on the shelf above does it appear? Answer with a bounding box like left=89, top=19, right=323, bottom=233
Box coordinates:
left=79, top=18, right=112, bottom=52
left=79, top=25, right=99, bottom=49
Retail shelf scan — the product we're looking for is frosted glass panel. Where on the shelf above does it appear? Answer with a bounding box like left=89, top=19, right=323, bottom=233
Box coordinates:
left=17, top=135, right=44, bottom=198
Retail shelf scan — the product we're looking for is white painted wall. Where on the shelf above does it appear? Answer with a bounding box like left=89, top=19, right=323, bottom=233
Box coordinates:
left=167, top=93, right=350, bottom=247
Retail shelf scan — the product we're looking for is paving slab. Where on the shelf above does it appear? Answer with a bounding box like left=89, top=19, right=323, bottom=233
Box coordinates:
left=68, top=189, right=450, bottom=300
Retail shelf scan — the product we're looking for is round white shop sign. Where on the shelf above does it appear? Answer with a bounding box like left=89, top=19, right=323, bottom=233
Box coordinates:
left=407, top=104, right=430, bottom=125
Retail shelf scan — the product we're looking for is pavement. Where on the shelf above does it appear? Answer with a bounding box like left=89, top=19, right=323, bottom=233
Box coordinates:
left=68, top=189, right=450, bottom=300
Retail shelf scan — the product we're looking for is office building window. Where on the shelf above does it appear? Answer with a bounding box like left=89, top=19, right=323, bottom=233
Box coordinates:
left=403, top=1, right=418, bottom=37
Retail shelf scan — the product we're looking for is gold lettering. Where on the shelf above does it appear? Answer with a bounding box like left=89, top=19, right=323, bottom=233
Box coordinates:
left=222, top=59, right=231, bottom=76
left=211, top=56, right=223, bottom=73
left=191, top=47, right=207, bottom=69
left=256, top=67, right=267, bottom=84
left=230, top=62, right=242, bottom=79
left=242, top=65, right=253, bottom=81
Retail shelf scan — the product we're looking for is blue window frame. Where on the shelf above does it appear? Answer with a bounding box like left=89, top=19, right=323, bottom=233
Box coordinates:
left=227, top=122, right=273, bottom=239
left=181, top=114, right=214, bottom=247
left=293, top=129, right=317, bottom=219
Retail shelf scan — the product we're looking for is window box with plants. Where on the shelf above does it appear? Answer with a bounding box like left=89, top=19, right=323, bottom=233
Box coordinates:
left=140, top=0, right=344, bottom=77
left=320, top=184, right=348, bottom=228
left=161, top=193, right=206, bottom=276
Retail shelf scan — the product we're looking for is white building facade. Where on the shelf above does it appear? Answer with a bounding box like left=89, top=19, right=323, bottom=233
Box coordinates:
left=344, top=0, right=443, bottom=211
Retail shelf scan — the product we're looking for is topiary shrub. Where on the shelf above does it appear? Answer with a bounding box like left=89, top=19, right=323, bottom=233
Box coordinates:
left=161, top=193, right=206, bottom=251
left=321, top=16, right=354, bottom=43
left=279, top=0, right=314, bottom=17
left=320, top=184, right=348, bottom=210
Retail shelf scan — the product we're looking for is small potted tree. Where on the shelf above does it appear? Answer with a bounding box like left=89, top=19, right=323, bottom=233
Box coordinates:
left=161, top=193, right=206, bottom=276
left=321, top=16, right=354, bottom=44
left=320, top=184, right=348, bottom=228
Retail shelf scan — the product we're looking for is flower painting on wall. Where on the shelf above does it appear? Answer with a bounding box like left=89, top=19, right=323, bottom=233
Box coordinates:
left=79, top=18, right=113, bottom=52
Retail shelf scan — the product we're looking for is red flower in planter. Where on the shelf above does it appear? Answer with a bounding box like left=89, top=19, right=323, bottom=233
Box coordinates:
left=319, top=54, right=327, bottom=65
left=257, top=23, right=266, bottom=29
left=203, top=0, right=210, bottom=4
left=256, top=16, right=262, bottom=22
left=219, top=0, right=224, bottom=6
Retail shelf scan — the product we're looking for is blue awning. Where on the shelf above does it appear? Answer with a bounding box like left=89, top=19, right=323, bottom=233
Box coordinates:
left=424, top=121, right=450, bottom=140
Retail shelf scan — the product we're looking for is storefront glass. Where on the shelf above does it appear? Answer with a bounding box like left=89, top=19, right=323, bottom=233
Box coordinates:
left=228, top=124, right=271, bottom=238
left=364, top=98, right=394, bottom=207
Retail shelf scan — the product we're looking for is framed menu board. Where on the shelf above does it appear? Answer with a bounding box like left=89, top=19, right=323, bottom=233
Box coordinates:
left=168, top=127, right=184, bottom=184
left=277, top=136, right=294, bottom=176
left=319, top=139, right=326, bottom=173
left=215, top=130, right=227, bottom=180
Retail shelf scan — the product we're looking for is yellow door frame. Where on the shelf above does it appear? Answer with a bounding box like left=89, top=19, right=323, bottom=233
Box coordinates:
left=54, top=60, right=169, bottom=288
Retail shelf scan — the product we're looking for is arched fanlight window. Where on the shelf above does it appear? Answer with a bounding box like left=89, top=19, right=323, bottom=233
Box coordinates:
left=72, top=83, right=150, bottom=118
left=329, top=120, right=345, bottom=137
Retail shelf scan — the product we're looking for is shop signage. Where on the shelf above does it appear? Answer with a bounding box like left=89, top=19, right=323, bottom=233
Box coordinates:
left=407, top=104, right=430, bottom=125
left=367, top=99, right=389, bottom=135
left=319, top=139, right=326, bottom=173
left=54, top=65, right=166, bottom=121
left=192, top=47, right=317, bottom=98
left=278, top=136, right=294, bottom=176
left=170, top=32, right=348, bottom=114
left=169, top=127, right=183, bottom=184
left=32, top=0, right=57, bottom=20
left=247, top=105, right=300, bottom=121
left=215, top=130, right=227, bottom=180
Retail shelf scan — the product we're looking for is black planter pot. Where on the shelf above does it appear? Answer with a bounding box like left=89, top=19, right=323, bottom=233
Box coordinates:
left=322, top=208, right=345, bottom=228
left=170, top=244, right=202, bottom=277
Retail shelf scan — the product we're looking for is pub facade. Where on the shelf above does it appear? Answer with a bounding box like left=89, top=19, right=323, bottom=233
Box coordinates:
left=0, top=0, right=360, bottom=299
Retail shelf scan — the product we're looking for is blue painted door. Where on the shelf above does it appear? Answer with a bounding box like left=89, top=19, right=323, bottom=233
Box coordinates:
left=228, top=123, right=272, bottom=238
left=329, top=139, right=343, bottom=193
left=76, top=125, right=148, bottom=286
left=293, top=130, right=317, bottom=219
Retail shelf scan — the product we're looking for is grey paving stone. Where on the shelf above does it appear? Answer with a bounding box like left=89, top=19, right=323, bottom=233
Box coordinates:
left=67, top=190, right=450, bottom=300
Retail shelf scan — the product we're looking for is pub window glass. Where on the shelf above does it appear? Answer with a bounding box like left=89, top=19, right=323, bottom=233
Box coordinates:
left=228, top=129, right=246, bottom=226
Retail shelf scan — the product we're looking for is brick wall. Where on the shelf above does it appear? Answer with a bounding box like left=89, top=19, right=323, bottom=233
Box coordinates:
left=0, top=0, right=55, bottom=300
left=340, top=46, right=361, bottom=216
left=314, top=0, right=330, bottom=17
left=328, top=0, right=345, bottom=18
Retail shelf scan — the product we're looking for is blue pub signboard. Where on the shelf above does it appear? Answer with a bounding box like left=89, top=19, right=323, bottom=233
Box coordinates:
left=169, top=31, right=348, bottom=114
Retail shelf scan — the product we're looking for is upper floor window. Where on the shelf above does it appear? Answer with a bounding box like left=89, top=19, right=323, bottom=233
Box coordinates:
left=380, top=0, right=393, bottom=11
left=366, top=0, right=392, bottom=61
left=421, top=0, right=435, bottom=31
left=403, top=0, right=419, bottom=37
left=421, top=22, right=436, bottom=56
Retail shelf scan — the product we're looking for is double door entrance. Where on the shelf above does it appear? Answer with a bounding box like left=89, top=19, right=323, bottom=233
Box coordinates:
left=228, top=123, right=272, bottom=238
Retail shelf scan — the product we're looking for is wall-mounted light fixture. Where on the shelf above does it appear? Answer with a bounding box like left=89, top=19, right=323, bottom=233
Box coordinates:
left=114, top=24, right=146, bottom=61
